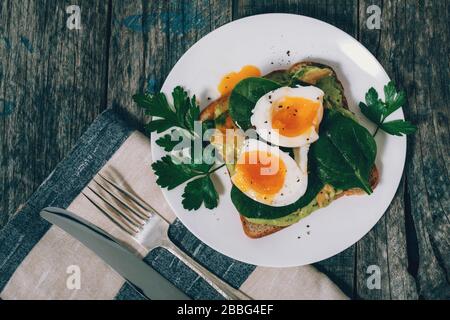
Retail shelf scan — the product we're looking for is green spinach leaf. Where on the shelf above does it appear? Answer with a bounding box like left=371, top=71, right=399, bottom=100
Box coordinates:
left=311, top=110, right=376, bottom=194
left=228, top=77, right=281, bottom=130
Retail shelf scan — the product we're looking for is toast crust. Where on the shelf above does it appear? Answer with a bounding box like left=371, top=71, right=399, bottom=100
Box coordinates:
left=200, top=61, right=380, bottom=239
left=240, top=215, right=284, bottom=238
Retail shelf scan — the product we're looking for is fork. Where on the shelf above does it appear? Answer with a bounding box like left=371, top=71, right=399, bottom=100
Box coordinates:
left=82, top=172, right=251, bottom=300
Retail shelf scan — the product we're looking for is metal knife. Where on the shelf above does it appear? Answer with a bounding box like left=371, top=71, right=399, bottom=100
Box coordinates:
left=40, top=207, right=190, bottom=300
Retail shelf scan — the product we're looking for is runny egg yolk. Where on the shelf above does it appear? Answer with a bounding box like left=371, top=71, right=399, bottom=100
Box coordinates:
left=218, top=65, right=261, bottom=96
left=271, top=96, right=321, bottom=137
left=232, top=150, right=286, bottom=203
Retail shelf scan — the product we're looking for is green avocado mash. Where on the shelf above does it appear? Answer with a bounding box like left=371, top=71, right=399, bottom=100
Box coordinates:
left=246, top=198, right=319, bottom=227
left=246, top=184, right=340, bottom=227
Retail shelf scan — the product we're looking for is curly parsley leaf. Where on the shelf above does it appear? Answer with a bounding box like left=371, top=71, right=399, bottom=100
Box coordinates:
left=155, top=133, right=181, bottom=152
left=185, top=96, right=200, bottom=132
left=133, top=92, right=176, bottom=121
left=359, top=81, right=416, bottom=137
left=380, top=120, right=417, bottom=136
left=155, top=129, right=193, bottom=152
left=151, top=155, right=213, bottom=190
left=133, top=86, right=200, bottom=134
left=136, top=86, right=224, bottom=211
left=172, top=86, right=190, bottom=121
left=359, top=88, right=385, bottom=124
left=145, top=119, right=175, bottom=134
left=152, top=154, right=223, bottom=210
left=182, top=176, right=219, bottom=210
left=384, top=81, right=406, bottom=116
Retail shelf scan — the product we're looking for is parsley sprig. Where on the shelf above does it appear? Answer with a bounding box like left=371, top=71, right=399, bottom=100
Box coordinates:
left=133, top=86, right=199, bottom=135
left=133, top=87, right=224, bottom=211
left=359, top=82, right=417, bottom=136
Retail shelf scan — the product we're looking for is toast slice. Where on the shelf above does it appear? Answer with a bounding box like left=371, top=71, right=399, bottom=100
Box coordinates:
left=200, top=61, right=379, bottom=238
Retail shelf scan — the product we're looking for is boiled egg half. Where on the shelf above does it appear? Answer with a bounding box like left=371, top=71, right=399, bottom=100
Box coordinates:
left=231, top=139, right=308, bottom=207
left=250, top=86, right=324, bottom=148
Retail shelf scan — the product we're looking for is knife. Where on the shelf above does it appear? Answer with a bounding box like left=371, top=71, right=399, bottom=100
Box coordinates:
left=40, top=207, right=191, bottom=300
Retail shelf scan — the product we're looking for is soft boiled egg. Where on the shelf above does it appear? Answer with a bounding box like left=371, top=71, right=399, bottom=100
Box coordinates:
left=231, top=139, right=308, bottom=207
left=250, top=86, right=325, bottom=148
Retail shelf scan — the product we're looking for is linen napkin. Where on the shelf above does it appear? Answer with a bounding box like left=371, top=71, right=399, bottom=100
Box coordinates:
left=0, top=109, right=347, bottom=300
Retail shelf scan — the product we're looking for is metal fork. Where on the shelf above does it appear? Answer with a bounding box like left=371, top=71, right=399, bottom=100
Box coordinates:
left=82, top=172, right=250, bottom=300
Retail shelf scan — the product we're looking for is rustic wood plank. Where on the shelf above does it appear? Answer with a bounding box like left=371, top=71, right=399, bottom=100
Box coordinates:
left=0, top=0, right=111, bottom=228
left=357, top=0, right=449, bottom=299
left=107, top=0, right=148, bottom=126
left=107, top=0, right=233, bottom=123
left=232, top=0, right=359, bottom=298
left=232, top=0, right=358, bottom=35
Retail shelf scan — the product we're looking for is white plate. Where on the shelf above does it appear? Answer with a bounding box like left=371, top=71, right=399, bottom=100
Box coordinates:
left=151, top=14, right=406, bottom=267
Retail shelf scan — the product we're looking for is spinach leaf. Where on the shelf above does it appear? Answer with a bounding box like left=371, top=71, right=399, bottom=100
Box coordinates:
left=230, top=162, right=324, bottom=219
left=228, top=77, right=281, bottom=130
left=311, top=109, right=376, bottom=194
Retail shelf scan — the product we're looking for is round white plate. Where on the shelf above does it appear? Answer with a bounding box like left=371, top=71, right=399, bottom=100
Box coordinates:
left=151, top=14, right=406, bottom=267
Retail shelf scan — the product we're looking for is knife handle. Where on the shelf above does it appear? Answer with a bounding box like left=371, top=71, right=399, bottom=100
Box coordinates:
left=161, top=239, right=251, bottom=300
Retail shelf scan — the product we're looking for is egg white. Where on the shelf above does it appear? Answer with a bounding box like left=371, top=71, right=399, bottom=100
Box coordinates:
left=250, top=86, right=324, bottom=148
left=231, top=139, right=308, bottom=207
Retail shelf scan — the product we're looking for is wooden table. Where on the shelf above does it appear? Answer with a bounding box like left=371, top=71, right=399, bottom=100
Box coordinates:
left=0, top=0, right=448, bottom=300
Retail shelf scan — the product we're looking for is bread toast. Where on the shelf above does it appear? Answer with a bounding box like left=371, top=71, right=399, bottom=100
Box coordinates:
left=200, top=61, right=380, bottom=238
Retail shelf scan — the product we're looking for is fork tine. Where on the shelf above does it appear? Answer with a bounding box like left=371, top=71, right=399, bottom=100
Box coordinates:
left=97, top=173, right=155, bottom=213
left=82, top=191, right=140, bottom=235
left=86, top=185, right=146, bottom=228
left=93, top=178, right=150, bottom=220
